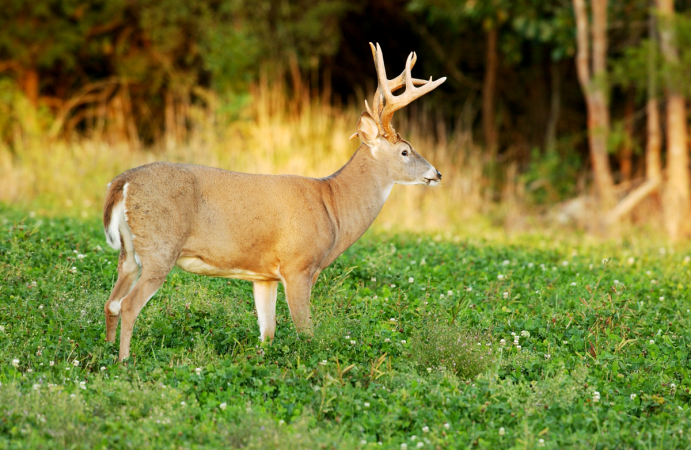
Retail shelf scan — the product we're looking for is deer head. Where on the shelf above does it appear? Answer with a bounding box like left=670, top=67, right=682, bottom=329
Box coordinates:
left=351, top=42, right=446, bottom=186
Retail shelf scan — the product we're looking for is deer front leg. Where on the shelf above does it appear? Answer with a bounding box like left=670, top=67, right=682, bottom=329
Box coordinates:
left=253, top=281, right=278, bottom=342
left=282, top=274, right=314, bottom=336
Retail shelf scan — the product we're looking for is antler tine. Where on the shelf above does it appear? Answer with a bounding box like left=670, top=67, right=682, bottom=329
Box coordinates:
left=360, top=43, right=445, bottom=141
left=379, top=47, right=447, bottom=139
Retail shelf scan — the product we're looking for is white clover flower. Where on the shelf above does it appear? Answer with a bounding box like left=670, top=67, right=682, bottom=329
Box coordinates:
left=498, top=427, right=505, bottom=436
left=391, top=284, right=396, bottom=288
left=72, top=360, right=79, bottom=367
left=516, top=345, right=521, bottom=351
left=77, top=254, right=85, bottom=259
left=49, top=361, right=54, bottom=366
left=33, top=384, right=40, bottom=391
left=416, top=442, right=424, bottom=448
left=628, top=257, right=635, bottom=264
left=650, top=340, right=655, bottom=345
left=528, top=263, right=534, bottom=268
left=426, top=368, right=432, bottom=373
left=371, top=277, right=376, bottom=282
left=345, top=335, right=351, bottom=339
left=500, top=339, right=506, bottom=346
left=520, top=330, right=530, bottom=338
left=659, top=296, right=664, bottom=301
left=562, top=261, right=569, bottom=266
left=614, top=280, right=620, bottom=284
left=630, top=393, right=636, bottom=400
left=447, top=290, right=453, bottom=296
left=180, top=401, right=186, bottom=406
left=319, top=360, right=327, bottom=366
left=571, top=282, right=577, bottom=286
left=538, top=439, right=545, bottom=447
left=219, top=402, right=227, bottom=410
left=11, top=358, right=19, bottom=367
left=466, top=286, right=473, bottom=292
left=100, top=366, right=106, bottom=371
left=502, top=292, right=508, bottom=299
left=497, top=274, right=504, bottom=280
left=350, top=340, right=356, bottom=345
left=563, top=341, right=568, bottom=345
left=420, top=258, right=426, bottom=265
left=411, top=261, right=416, bottom=265
left=440, top=294, right=445, bottom=298
left=364, top=402, right=370, bottom=408
left=31, top=281, right=37, bottom=287
left=361, top=440, right=367, bottom=445
left=502, top=260, right=510, bottom=266
left=511, top=332, right=516, bottom=336
left=279, top=419, right=285, bottom=425
left=422, top=426, right=429, bottom=433
left=95, top=245, right=103, bottom=252
left=79, top=381, right=87, bottom=390
left=195, top=367, right=202, bottom=375
left=444, top=423, right=450, bottom=430
left=409, top=277, right=414, bottom=283
left=390, top=318, right=396, bottom=322
left=401, top=444, right=408, bottom=450
left=0, top=325, right=4, bottom=332
left=593, top=391, right=600, bottom=402
left=602, top=258, right=608, bottom=264
left=69, top=267, right=77, bottom=273
left=384, top=338, right=391, bottom=343
left=544, top=354, right=551, bottom=359
left=401, top=340, right=407, bottom=344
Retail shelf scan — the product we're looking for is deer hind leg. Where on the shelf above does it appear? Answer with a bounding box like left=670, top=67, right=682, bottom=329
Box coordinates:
left=104, top=249, right=140, bottom=342
left=282, top=275, right=314, bottom=337
left=117, top=266, right=169, bottom=361
left=253, top=281, right=279, bottom=342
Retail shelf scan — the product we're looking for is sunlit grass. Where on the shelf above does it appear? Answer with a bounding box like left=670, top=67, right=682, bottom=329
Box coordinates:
left=0, top=80, right=487, bottom=233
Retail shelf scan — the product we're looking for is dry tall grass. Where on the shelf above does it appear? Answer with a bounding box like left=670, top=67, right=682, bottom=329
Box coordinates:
left=0, top=76, right=497, bottom=232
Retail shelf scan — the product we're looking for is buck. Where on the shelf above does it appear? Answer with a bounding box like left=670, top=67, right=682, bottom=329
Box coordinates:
left=102, top=43, right=446, bottom=360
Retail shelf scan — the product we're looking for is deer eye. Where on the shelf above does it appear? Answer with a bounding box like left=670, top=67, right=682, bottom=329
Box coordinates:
left=401, top=150, right=408, bottom=156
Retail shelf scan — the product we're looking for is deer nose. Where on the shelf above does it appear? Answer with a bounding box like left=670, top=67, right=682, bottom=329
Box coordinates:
left=436, top=170, right=442, bottom=180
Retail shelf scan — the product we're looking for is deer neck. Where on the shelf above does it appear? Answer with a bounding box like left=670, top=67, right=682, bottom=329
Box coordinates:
left=324, top=146, right=393, bottom=254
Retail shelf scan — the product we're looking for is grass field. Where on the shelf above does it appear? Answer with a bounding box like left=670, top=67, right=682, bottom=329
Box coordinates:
left=1, top=205, right=691, bottom=449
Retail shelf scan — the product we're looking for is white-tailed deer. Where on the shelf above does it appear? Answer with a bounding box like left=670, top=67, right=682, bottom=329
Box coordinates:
left=103, top=43, right=445, bottom=360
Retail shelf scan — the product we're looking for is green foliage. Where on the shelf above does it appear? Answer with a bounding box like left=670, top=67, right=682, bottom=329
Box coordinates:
left=3, top=206, right=691, bottom=447
left=522, top=147, right=582, bottom=204
left=409, top=315, right=494, bottom=379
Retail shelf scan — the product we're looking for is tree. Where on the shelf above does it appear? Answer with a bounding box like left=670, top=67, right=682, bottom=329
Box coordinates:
left=572, top=0, right=616, bottom=216
left=657, top=0, right=689, bottom=240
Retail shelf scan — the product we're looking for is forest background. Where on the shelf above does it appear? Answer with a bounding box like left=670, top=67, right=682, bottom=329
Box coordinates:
left=2, top=0, right=691, bottom=239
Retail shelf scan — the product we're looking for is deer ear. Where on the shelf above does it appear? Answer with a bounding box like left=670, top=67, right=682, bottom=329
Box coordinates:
left=356, top=112, right=380, bottom=147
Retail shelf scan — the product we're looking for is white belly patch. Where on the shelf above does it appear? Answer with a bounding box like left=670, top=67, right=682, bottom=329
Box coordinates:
left=176, top=256, right=275, bottom=282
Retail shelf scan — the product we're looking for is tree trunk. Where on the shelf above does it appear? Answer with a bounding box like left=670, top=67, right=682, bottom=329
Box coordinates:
left=647, top=1, right=662, bottom=181
left=20, top=67, right=39, bottom=107
left=572, top=0, right=617, bottom=214
left=482, top=27, right=498, bottom=152
left=545, top=62, right=561, bottom=153
left=658, top=0, right=690, bottom=239
left=646, top=6, right=662, bottom=181
left=620, top=92, right=634, bottom=183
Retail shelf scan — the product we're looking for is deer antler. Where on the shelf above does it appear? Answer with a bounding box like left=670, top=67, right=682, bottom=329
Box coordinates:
left=358, top=42, right=446, bottom=142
